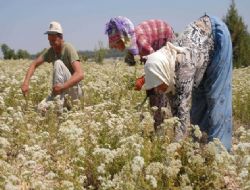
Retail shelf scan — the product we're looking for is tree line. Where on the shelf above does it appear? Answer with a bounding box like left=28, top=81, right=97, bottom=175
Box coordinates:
left=78, top=42, right=125, bottom=64
left=1, top=44, right=31, bottom=60
left=1, top=0, right=250, bottom=67
left=0, top=43, right=125, bottom=63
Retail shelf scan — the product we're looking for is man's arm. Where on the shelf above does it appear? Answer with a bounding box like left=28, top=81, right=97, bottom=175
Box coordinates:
left=52, top=60, right=84, bottom=95
left=21, top=55, right=44, bottom=96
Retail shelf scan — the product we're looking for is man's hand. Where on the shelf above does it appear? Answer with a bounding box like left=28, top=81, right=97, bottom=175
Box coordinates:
left=21, top=83, right=29, bottom=97
left=53, top=83, right=64, bottom=95
left=21, top=55, right=45, bottom=97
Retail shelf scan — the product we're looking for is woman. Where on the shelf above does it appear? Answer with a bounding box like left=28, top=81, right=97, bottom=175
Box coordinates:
left=105, top=16, right=175, bottom=63
left=105, top=16, right=175, bottom=129
left=144, top=15, right=233, bottom=151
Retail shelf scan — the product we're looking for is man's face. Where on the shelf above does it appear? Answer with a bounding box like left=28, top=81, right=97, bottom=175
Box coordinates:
left=48, top=34, right=62, bottom=49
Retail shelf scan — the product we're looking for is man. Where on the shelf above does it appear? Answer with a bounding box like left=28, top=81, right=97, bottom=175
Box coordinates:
left=21, top=21, right=83, bottom=112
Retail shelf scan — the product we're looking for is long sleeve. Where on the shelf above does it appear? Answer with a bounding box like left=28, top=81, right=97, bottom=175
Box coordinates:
left=136, top=35, right=155, bottom=56
left=168, top=16, right=214, bottom=136
left=168, top=53, right=196, bottom=134
left=134, top=19, right=175, bottom=57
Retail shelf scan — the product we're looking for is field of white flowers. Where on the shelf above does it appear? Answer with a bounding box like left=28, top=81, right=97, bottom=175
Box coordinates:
left=0, top=59, right=250, bottom=190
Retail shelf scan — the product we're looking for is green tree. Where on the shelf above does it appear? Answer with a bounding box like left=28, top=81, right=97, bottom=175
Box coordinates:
left=1, top=44, right=31, bottom=60
left=223, top=0, right=250, bottom=68
left=1, top=44, right=16, bottom=59
left=79, top=54, right=88, bottom=62
left=16, top=49, right=31, bottom=59
left=94, top=41, right=106, bottom=64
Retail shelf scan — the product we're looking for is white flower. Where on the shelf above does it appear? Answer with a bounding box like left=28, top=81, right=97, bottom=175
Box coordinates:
left=59, top=121, right=83, bottom=142
left=64, top=168, right=74, bottom=177
left=77, top=147, right=86, bottom=157
left=93, top=148, right=116, bottom=164
left=24, top=160, right=37, bottom=169
left=61, top=180, right=74, bottom=190
left=7, top=175, right=20, bottom=185
left=146, top=175, right=157, bottom=188
left=189, top=154, right=204, bottom=165
left=41, top=131, right=50, bottom=139
left=17, top=153, right=26, bottom=162
left=45, top=171, right=57, bottom=180
left=0, top=124, right=10, bottom=132
left=215, top=153, right=224, bottom=163
left=163, top=117, right=180, bottom=126
left=7, top=107, right=14, bottom=113
left=52, top=139, right=57, bottom=144
left=166, top=159, right=182, bottom=178
left=118, top=134, right=144, bottom=156
left=180, top=174, right=190, bottom=186
left=56, top=150, right=64, bottom=156
left=243, top=156, right=250, bottom=167
left=79, top=175, right=87, bottom=185
left=31, top=181, right=48, bottom=190
left=165, top=142, right=181, bottom=155
left=235, top=126, right=246, bottom=136
left=207, top=142, right=217, bottom=155
left=227, top=165, right=237, bottom=176
left=193, top=125, right=202, bottom=139
left=151, top=106, right=158, bottom=112
left=0, top=137, right=10, bottom=149
left=236, top=142, right=250, bottom=152
left=13, top=111, right=23, bottom=122
left=97, top=163, right=106, bottom=174
left=181, top=186, right=193, bottom=190
left=32, top=149, right=47, bottom=161
left=0, top=95, right=5, bottom=108
left=0, top=149, right=7, bottom=160
left=239, top=168, right=248, bottom=178
left=4, top=183, right=20, bottom=190
left=146, top=162, right=165, bottom=176
left=131, top=156, right=144, bottom=174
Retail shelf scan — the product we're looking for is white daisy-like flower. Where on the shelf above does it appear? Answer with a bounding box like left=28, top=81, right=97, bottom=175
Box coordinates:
left=146, top=175, right=157, bottom=188
left=131, top=156, right=144, bottom=174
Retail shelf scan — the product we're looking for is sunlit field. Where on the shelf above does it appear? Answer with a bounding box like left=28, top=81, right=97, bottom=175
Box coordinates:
left=0, top=59, right=250, bottom=189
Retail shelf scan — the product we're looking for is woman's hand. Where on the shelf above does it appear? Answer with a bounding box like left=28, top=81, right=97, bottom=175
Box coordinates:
left=134, top=75, right=145, bottom=91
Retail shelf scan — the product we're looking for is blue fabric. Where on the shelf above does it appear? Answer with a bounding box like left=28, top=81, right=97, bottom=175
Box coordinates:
left=190, top=16, right=233, bottom=151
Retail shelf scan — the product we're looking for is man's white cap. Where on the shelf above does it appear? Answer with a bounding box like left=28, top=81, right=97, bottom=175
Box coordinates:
left=44, top=21, right=63, bottom=34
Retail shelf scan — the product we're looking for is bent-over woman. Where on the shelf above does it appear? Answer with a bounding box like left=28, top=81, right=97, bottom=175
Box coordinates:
left=105, top=16, right=175, bottom=129
left=144, top=15, right=232, bottom=151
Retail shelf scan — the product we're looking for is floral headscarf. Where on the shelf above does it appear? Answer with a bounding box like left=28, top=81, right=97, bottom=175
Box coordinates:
left=105, top=16, right=138, bottom=55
